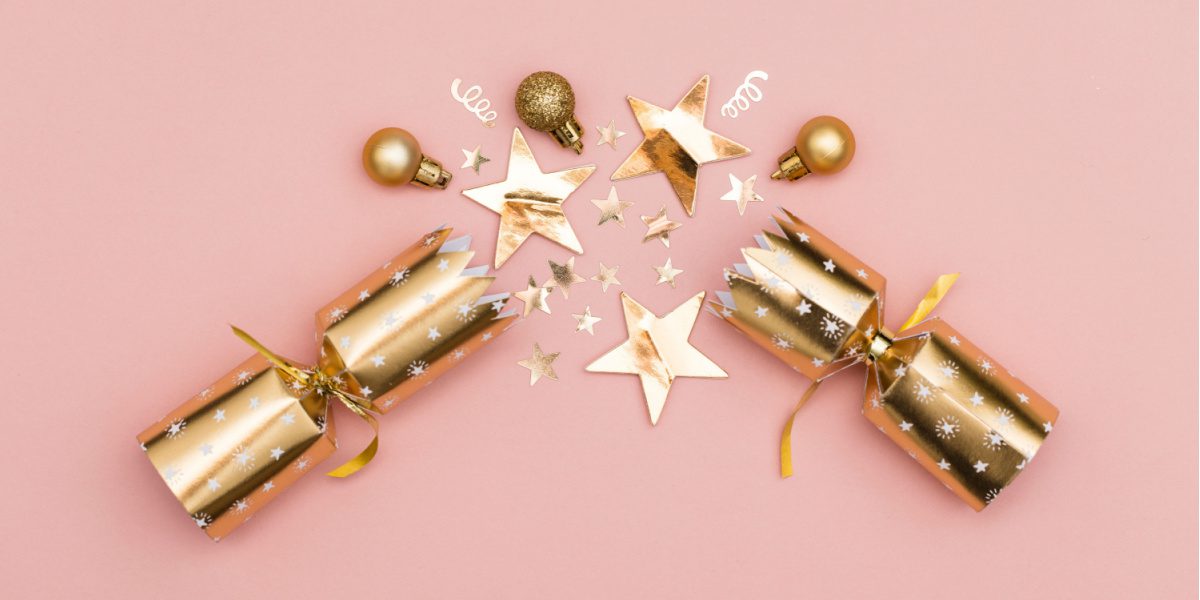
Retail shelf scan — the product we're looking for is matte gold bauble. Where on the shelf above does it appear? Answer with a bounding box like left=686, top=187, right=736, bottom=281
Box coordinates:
left=362, top=127, right=451, bottom=189
left=515, top=71, right=584, bottom=154
left=771, top=116, right=856, bottom=181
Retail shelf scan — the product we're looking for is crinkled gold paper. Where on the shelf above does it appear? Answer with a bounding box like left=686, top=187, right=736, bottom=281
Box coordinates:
left=711, top=210, right=1059, bottom=509
left=137, top=227, right=516, bottom=539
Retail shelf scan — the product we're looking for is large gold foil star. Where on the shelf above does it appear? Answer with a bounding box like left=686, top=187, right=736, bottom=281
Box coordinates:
left=586, top=292, right=727, bottom=424
left=611, top=75, right=751, bottom=216
left=463, top=128, right=596, bottom=268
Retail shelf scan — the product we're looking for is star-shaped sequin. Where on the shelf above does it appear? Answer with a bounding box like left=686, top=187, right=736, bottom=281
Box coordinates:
left=572, top=306, right=602, bottom=335
left=653, top=258, right=683, bottom=288
left=719, top=173, right=764, bottom=215
left=641, top=207, right=681, bottom=247
left=460, top=145, right=489, bottom=173
left=592, top=262, right=622, bottom=293
left=543, top=257, right=586, bottom=299
left=513, top=276, right=551, bottom=317
left=518, top=343, right=560, bottom=385
left=591, top=186, right=634, bottom=227
left=596, top=119, right=626, bottom=149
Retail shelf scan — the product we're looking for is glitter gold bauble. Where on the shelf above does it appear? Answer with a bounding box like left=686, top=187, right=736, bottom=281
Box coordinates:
left=515, top=71, right=584, bottom=154
left=770, top=116, right=856, bottom=181
left=362, top=127, right=452, bottom=189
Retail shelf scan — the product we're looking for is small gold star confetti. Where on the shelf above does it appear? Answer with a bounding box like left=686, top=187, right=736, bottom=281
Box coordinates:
left=462, top=128, right=595, bottom=268
left=460, top=145, right=489, bottom=173
left=586, top=292, right=727, bottom=424
left=592, top=262, right=622, bottom=292
left=719, top=173, right=764, bottom=215
left=653, top=258, right=684, bottom=288
left=513, top=276, right=551, bottom=317
left=596, top=119, right=626, bottom=149
left=641, top=207, right=681, bottom=247
left=612, top=75, right=751, bottom=216
left=591, top=186, right=634, bottom=227
left=518, top=343, right=559, bottom=385
left=544, top=257, right=586, bottom=298
left=572, top=306, right=602, bottom=335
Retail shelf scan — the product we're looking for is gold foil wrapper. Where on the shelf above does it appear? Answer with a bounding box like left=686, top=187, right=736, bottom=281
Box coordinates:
left=137, top=227, right=516, bottom=539
left=712, top=210, right=1059, bottom=510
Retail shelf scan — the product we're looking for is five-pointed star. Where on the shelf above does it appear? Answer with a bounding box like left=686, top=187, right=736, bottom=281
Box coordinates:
left=460, top=145, right=490, bottom=173
left=641, top=207, right=681, bottom=247
left=653, top=258, right=684, bottom=288
left=611, top=75, right=751, bottom=216
left=586, top=292, right=727, bottom=425
left=513, top=276, right=551, bottom=317
left=544, top=257, right=586, bottom=298
left=591, top=186, right=634, bottom=227
left=719, top=173, right=764, bottom=215
left=518, top=343, right=560, bottom=385
left=596, top=119, right=626, bottom=149
left=572, top=306, right=602, bottom=335
left=592, top=262, right=622, bottom=292
left=462, top=128, right=596, bottom=268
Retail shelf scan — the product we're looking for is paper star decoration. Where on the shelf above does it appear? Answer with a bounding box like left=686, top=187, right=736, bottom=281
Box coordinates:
left=518, top=343, right=560, bottom=385
left=611, top=75, right=751, bottom=216
left=586, top=292, right=727, bottom=425
left=592, top=262, right=622, bottom=292
left=460, top=145, right=489, bottom=173
left=514, top=276, right=551, bottom=317
left=544, top=257, right=586, bottom=298
left=653, top=258, right=683, bottom=288
left=591, top=186, right=634, bottom=227
left=462, top=128, right=596, bottom=268
left=719, top=173, right=764, bottom=215
left=641, top=207, right=681, bottom=247
left=596, top=120, right=626, bottom=149
left=572, top=306, right=602, bottom=335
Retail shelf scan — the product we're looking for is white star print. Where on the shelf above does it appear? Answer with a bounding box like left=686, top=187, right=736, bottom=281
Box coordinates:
left=482, top=332, right=493, bottom=341
left=339, top=336, right=351, bottom=350
left=371, top=355, right=386, bottom=367
left=389, top=267, right=409, bottom=285
left=193, top=514, right=210, bottom=528
left=996, top=407, right=1015, bottom=429
left=820, top=315, right=843, bottom=339
left=938, top=361, right=958, bottom=379
left=408, top=361, right=428, bottom=377
left=270, top=447, right=284, bottom=461
left=798, top=232, right=810, bottom=243
left=206, top=478, right=221, bottom=492
left=162, top=466, right=182, bottom=483
left=1043, top=421, right=1053, bottom=433
left=968, top=391, right=984, bottom=407
left=234, top=448, right=253, bottom=467
left=491, top=300, right=506, bottom=313
left=212, top=409, right=226, bottom=422
left=823, top=259, right=836, bottom=273
left=262, top=481, right=275, bottom=492
left=894, top=364, right=908, bottom=378
left=773, top=336, right=792, bottom=350
left=295, top=458, right=310, bottom=471
left=856, top=269, right=868, bottom=279
left=934, top=416, right=960, bottom=439
left=358, top=289, right=370, bottom=302
left=899, top=421, right=914, bottom=432
left=233, top=499, right=250, bottom=513
left=329, top=306, right=347, bottom=321
left=795, top=300, right=812, bottom=315
left=427, top=327, right=441, bottom=341
left=983, top=430, right=1006, bottom=450
left=948, top=335, right=961, bottom=346
left=437, top=258, right=449, bottom=272
left=811, top=357, right=825, bottom=367
left=452, top=349, right=466, bottom=360
left=248, top=397, right=260, bottom=409
left=421, top=292, right=436, bottom=304
left=1017, top=393, right=1030, bottom=404
left=165, top=419, right=186, bottom=438
left=936, top=458, right=951, bottom=471
left=235, top=370, right=252, bottom=384
left=973, top=460, right=989, bottom=473
left=978, top=358, right=994, bottom=374
left=359, top=386, right=373, bottom=397
left=754, top=306, right=768, bottom=318
left=280, top=413, right=296, bottom=426
left=200, top=443, right=214, bottom=456
left=914, top=382, right=933, bottom=402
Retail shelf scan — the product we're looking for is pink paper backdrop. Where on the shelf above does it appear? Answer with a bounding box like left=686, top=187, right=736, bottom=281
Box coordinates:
left=1, top=1, right=1195, bottom=598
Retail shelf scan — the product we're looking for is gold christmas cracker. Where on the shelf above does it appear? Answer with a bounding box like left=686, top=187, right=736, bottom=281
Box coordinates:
left=711, top=210, right=1058, bottom=510
left=137, top=227, right=516, bottom=540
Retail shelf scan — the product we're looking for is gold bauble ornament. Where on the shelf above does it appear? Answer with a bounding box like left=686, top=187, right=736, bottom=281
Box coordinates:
left=515, top=71, right=584, bottom=154
left=770, top=116, right=856, bottom=181
left=362, top=127, right=451, bottom=189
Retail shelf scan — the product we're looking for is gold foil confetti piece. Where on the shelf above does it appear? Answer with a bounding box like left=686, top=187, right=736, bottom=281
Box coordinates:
left=592, top=262, right=622, bottom=293
left=640, top=207, right=681, bottom=247
left=518, top=342, right=560, bottom=385
left=653, top=258, right=683, bottom=288
left=572, top=306, right=602, bottom=335
left=591, top=185, right=634, bottom=227
left=460, top=145, right=489, bottom=173
left=544, top=257, right=586, bottom=299
left=596, top=119, right=626, bottom=149
left=719, top=173, right=764, bottom=216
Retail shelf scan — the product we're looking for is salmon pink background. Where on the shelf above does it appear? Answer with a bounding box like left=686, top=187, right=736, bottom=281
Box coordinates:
left=1, top=1, right=1196, bottom=598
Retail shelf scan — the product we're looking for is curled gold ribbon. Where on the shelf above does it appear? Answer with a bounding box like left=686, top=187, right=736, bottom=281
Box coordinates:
left=230, top=326, right=381, bottom=478
left=779, top=273, right=960, bottom=479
